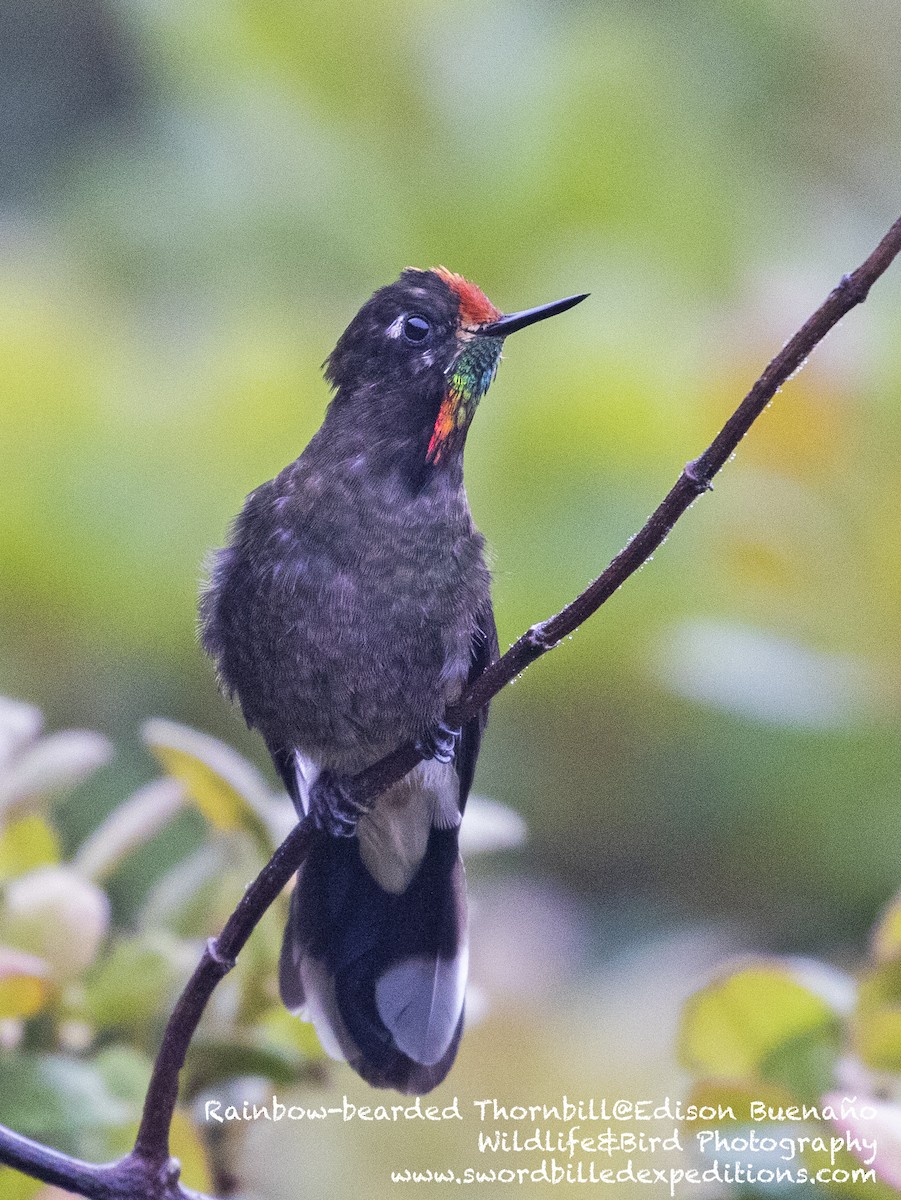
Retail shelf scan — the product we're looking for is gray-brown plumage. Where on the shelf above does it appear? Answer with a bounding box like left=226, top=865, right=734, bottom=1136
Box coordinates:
left=200, top=268, right=587, bottom=1092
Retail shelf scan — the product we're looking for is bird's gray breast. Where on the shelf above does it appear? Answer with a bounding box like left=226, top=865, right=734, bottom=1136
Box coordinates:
left=218, top=460, right=489, bottom=771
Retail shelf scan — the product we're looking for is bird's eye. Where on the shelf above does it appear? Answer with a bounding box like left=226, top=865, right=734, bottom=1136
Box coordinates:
left=402, top=314, right=431, bottom=343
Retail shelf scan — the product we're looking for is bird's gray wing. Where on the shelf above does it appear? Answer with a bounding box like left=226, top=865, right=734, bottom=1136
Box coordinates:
left=454, top=600, right=498, bottom=813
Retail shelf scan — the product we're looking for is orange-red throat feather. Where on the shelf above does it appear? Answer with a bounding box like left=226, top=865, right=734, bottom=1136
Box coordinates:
left=426, top=269, right=504, bottom=464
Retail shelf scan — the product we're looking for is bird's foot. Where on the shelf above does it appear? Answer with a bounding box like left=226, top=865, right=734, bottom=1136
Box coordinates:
left=416, top=720, right=461, bottom=765
left=309, top=771, right=367, bottom=838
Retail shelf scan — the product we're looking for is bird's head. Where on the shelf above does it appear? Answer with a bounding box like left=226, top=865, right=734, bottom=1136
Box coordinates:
left=324, top=268, right=587, bottom=468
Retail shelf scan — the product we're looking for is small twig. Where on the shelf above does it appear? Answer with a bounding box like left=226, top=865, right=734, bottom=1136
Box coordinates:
left=132, top=823, right=314, bottom=1165
left=0, top=1128, right=194, bottom=1199
left=0, top=216, right=899, bottom=1198
left=0, top=1126, right=114, bottom=1197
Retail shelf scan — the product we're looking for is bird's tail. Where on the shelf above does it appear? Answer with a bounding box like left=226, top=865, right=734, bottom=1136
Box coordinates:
left=279, top=824, right=467, bottom=1094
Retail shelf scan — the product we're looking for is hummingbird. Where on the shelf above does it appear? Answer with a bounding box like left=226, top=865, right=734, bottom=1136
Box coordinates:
left=200, top=268, right=587, bottom=1093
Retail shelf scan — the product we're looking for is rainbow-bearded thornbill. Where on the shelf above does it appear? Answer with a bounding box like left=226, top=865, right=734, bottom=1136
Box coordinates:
left=200, top=268, right=587, bottom=1092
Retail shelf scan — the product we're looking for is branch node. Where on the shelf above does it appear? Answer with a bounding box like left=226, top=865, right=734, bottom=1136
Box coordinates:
left=525, top=622, right=559, bottom=651
left=683, top=457, right=713, bottom=494
left=836, top=271, right=871, bottom=307
left=160, top=1156, right=181, bottom=1187
left=205, top=937, right=236, bottom=973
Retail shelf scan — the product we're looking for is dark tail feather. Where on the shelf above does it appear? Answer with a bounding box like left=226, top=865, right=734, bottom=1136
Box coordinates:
left=279, top=826, right=467, bottom=1094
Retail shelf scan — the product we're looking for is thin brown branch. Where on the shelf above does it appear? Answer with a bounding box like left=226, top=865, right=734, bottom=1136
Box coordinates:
left=136, top=215, right=901, bottom=1164
left=0, top=1127, right=200, bottom=1199
left=1, top=215, right=899, bottom=1198
left=132, top=824, right=315, bottom=1166
left=357, top=215, right=901, bottom=798
left=0, top=1126, right=114, bottom=1197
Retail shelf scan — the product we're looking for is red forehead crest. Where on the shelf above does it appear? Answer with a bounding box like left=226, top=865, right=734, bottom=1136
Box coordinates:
left=433, top=267, right=501, bottom=327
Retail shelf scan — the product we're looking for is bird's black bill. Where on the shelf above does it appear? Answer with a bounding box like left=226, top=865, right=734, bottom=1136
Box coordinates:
left=477, top=292, right=589, bottom=338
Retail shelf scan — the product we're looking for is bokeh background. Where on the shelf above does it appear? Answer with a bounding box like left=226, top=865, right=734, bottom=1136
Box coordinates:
left=1, top=0, right=900, bottom=1195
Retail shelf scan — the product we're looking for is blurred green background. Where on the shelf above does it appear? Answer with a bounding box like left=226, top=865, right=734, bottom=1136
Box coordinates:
left=1, top=0, right=900, bottom=1195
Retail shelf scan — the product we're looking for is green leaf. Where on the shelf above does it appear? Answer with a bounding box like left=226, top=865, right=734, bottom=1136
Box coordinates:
left=137, top=843, right=227, bottom=936
left=138, top=841, right=267, bottom=939
left=0, top=1053, right=131, bottom=1157
left=679, top=960, right=847, bottom=1087
left=0, top=814, right=60, bottom=878
left=88, top=1046, right=156, bottom=1159
left=93, top=1044, right=154, bottom=1106
left=82, top=933, right=191, bottom=1030
left=142, top=718, right=274, bottom=853
left=182, top=1034, right=310, bottom=1098
left=853, top=963, right=901, bottom=1071
left=73, top=778, right=186, bottom=881
left=759, top=1026, right=842, bottom=1102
